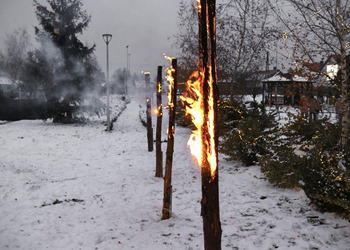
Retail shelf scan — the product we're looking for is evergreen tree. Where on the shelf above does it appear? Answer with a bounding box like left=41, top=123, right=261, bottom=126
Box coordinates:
left=33, top=0, right=97, bottom=122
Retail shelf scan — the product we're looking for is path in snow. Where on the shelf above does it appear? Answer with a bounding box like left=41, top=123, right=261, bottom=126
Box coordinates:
left=0, top=95, right=350, bottom=249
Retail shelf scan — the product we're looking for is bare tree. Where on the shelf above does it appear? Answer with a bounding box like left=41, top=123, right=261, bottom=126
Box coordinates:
left=173, top=1, right=200, bottom=83
left=174, top=0, right=274, bottom=102
left=0, top=28, right=32, bottom=82
left=218, top=0, right=274, bottom=101
left=268, top=0, right=350, bottom=148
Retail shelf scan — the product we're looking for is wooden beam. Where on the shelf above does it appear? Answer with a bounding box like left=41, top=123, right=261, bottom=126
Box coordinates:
left=155, top=66, right=163, bottom=177
left=145, top=73, right=153, bottom=152
left=198, top=0, right=222, bottom=249
left=162, top=58, right=178, bottom=220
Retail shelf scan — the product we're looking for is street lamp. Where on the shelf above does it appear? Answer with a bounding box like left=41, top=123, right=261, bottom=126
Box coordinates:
left=125, top=45, right=129, bottom=97
left=102, top=34, right=112, bottom=131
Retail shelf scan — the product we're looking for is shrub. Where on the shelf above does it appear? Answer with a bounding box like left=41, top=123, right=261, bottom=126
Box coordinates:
left=260, top=117, right=350, bottom=220
left=259, top=139, right=305, bottom=189
left=302, top=148, right=350, bottom=220
left=220, top=101, right=277, bottom=166
left=217, top=100, right=243, bottom=135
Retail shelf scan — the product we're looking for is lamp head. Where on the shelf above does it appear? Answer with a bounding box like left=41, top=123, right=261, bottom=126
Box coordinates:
left=102, top=34, right=112, bottom=44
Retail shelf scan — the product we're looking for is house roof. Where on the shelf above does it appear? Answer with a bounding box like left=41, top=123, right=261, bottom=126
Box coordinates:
left=256, top=68, right=278, bottom=79
left=304, top=62, right=323, bottom=72
left=304, top=55, right=341, bottom=73
left=262, top=74, right=289, bottom=82
left=291, top=75, right=309, bottom=82
left=262, top=70, right=311, bottom=83
left=326, top=55, right=340, bottom=64
left=262, top=70, right=290, bottom=82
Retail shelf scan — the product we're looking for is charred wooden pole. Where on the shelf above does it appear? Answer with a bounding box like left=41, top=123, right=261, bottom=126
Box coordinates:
left=162, top=58, right=177, bottom=220
left=198, top=0, right=222, bottom=249
left=145, top=72, right=153, bottom=152
left=155, top=66, right=163, bottom=177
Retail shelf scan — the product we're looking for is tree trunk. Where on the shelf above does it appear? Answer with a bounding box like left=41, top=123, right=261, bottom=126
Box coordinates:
left=156, top=66, right=163, bottom=177
left=338, top=0, right=348, bottom=150
left=198, top=0, right=222, bottom=249
left=145, top=73, right=153, bottom=152
left=162, top=59, right=178, bottom=220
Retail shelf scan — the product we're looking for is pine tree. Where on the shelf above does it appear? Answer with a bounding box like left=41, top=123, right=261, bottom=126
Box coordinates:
left=33, top=0, right=96, bottom=122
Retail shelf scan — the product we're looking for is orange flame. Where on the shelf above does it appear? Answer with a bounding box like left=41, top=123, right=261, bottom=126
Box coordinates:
left=165, top=55, right=175, bottom=136
left=196, top=0, right=201, bottom=10
left=165, top=55, right=175, bottom=110
left=157, top=82, right=162, bottom=94
left=180, top=67, right=217, bottom=179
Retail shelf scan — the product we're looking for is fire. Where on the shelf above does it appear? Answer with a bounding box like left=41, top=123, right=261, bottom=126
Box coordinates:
left=165, top=55, right=175, bottom=110
left=196, top=0, right=201, bottom=10
left=165, top=55, right=176, bottom=135
left=180, top=67, right=217, bottom=179
left=157, top=82, right=162, bottom=94
left=154, top=86, right=162, bottom=116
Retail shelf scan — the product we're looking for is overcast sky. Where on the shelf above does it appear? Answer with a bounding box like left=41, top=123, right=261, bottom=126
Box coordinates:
left=0, top=0, right=183, bottom=79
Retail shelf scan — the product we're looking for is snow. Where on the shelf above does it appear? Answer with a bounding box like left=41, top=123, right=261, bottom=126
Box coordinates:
left=262, top=74, right=290, bottom=82
left=1, top=94, right=350, bottom=249
left=0, top=77, right=14, bottom=86
left=292, top=75, right=309, bottom=82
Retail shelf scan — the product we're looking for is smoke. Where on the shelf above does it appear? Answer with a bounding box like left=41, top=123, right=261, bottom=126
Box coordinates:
left=34, top=34, right=97, bottom=100
left=4, top=33, right=106, bottom=121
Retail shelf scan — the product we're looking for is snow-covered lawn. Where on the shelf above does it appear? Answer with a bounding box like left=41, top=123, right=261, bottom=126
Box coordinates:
left=1, top=95, right=349, bottom=249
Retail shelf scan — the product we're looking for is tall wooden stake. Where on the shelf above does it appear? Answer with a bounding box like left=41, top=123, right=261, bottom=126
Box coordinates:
left=198, top=0, right=222, bottom=249
left=162, top=58, right=177, bottom=220
left=145, top=72, right=153, bottom=152
left=155, top=66, right=163, bottom=177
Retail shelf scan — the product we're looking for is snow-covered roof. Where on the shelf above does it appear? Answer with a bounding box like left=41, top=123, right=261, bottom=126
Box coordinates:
left=262, top=73, right=289, bottom=82
left=262, top=72, right=311, bottom=83
left=291, top=75, right=309, bottom=82
left=0, top=77, right=14, bottom=85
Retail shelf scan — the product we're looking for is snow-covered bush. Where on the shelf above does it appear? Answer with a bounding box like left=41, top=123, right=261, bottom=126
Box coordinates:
left=260, top=118, right=350, bottom=220
left=220, top=101, right=277, bottom=166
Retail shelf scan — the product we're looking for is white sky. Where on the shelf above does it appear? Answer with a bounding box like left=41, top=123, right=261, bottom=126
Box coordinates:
left=0, top=0, right=183, bottom=79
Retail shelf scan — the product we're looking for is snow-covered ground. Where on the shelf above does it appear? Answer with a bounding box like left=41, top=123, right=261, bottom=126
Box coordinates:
left=1, top=94, right=350, bottom=249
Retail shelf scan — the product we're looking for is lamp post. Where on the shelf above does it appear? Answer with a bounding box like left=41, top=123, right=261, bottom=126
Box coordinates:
left=102, top=34, right=112, bottom=131
left=125, top=45, right=129, bottom=97
left=128, top=52, right=131, bottom=94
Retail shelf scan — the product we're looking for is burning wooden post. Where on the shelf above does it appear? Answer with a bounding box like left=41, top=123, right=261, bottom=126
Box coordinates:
left=180, top=0, right=222, bottom=249
left=162, top=58, right=177, bottom=220
left=155, top=66, right=163, bottom=178
left=145, top=72, right=153, bottom=152
left=198, top=1, right=221, bottom=248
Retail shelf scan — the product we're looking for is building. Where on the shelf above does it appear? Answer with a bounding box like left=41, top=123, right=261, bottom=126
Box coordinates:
left=262, top=70, right=312, bottom=105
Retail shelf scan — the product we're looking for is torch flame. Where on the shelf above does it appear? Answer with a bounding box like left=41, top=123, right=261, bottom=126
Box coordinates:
left=207, top=70, right=217, bottom=178
left=196, top=0, right=201, bottom=10
left=165, top=55, right=176, bottom=110
left=180, top=68, right=217, bottom=179
left=181, top=71, right=203, bottom=162
left=165, top=55, right=176, bottom=136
